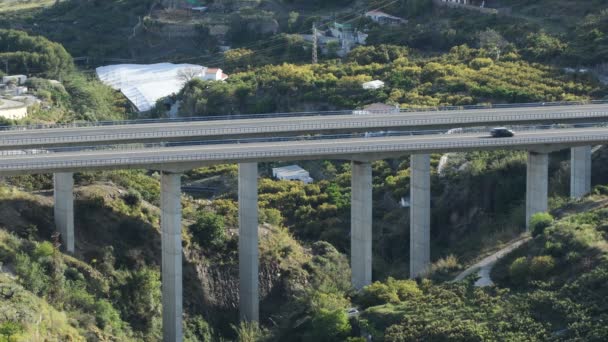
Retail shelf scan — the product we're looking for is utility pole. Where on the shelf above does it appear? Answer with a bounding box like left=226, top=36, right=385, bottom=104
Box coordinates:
left=312, top=23, right=318, bottom=64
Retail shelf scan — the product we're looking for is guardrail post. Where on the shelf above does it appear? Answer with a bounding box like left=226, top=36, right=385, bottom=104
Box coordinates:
left=53, top=172, right=74, bottom=253
left=410, top=154, right=430, bottom=279
left=239, top=162, right=259, bottom=322
left=351, top=161, right=373, bottom=290
left=570, top=146, right=592, bottom=198
left=526, top=152, right=549, bottom=230
left=161, top=171, right=183, bottom=342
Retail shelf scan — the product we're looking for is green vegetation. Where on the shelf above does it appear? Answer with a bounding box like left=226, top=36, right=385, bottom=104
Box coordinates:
left=178, top=45, right=599, bottom=116
left=530, top=212, right=554, bottom=236
left=0, top=29, right=73, bottom=78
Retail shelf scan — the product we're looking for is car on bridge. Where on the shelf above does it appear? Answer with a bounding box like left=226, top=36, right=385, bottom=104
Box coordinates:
left=490, top=127, right=514, bottom=138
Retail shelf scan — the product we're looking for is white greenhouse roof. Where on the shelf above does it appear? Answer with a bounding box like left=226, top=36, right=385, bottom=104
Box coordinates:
left=96, top=63, right=206, bottom=112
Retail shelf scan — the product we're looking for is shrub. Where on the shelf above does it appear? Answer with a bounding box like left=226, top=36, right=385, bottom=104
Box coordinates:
left=14, top=253, right=49, bottom=295
left=529, top=255, right=556, bottom=279
left=33, top=241, right=55, bottom=260
left=469, top=57, right=494, bottom=69
left=232, top=321, right=268, bottom=342
left=310, top=308, right=351, bottom=341
left=431, top=254, right=461, bottom=277
left=530, top=212, right=554, bottom=237
left=359, top=277, right=422, bottom=307
left=122, top=190, right=142, bottom=207
left=189, top=211, right=226, bottom=249
left=509, top=257, right=529, bottom=283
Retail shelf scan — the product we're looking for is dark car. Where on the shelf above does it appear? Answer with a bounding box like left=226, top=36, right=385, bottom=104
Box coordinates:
left=490, top=127, right=514, bottom=138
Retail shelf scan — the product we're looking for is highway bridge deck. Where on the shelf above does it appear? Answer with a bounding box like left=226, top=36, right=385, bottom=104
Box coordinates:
left=0, top=126, right=605, bottom=175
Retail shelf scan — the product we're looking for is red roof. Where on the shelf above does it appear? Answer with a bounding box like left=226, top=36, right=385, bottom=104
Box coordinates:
left=206, top=68, right=220, bottom=73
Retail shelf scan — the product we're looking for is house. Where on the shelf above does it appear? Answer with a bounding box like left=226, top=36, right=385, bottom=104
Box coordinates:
left=1, top=75, right=27, bottom=86
left=272, top=165, right=314, bottom=184
left=202, top=68, right=228, bottom=81
left=365, top=10, right=407, bottom=25
left=362, top=80, right=385, bottom=90
left=354, top=103, right=400, bottom=115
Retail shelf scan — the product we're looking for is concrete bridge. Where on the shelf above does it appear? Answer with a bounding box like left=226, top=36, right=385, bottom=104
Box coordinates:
left=0, top=114, right=604, bottom=341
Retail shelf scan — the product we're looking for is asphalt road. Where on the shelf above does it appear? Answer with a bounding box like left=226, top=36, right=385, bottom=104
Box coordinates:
left=1, top=103, right=608, bottom=149
left=0, top=126, right=606, bottom=175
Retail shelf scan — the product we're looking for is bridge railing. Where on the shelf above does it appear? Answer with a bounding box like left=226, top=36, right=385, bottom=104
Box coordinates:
left=1, top=100, right=608, bottom=131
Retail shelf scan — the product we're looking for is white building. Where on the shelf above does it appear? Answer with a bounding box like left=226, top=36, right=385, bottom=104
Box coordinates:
left=203, top=68, right=229, bottom=81
left=362, top=80, right=385, bottom=90
left=272, top=165, right=314, bottom=184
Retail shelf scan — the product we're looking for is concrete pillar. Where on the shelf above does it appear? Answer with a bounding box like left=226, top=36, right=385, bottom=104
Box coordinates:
left=351, top=161, right=372, bottom=290
left=239, top=163, right=259, bottom=322
left=570, top=146, right=592, bottom=199
left=53, top=172, right=74, bottom=253
left=161, top=172, right=183, bottom=342
left=410, top=154, right=430, bottom=279
left=526, top=152, right=549, bottom=230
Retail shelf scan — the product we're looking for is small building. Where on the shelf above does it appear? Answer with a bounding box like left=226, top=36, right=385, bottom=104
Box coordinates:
left=1, top=75, right=27, bottom=86
left=365, top=10, right=407, bottom=25
left=202, top=68, right=228, bottom=81
left=362, top=80, right=385, bottom=90
left=272, top=165, right=314, bottom=184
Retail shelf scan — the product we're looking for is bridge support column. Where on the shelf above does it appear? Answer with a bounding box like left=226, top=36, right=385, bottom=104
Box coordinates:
left=161, top=172, right=183, bottom=342
left=526, top=152, right=548, bottom=230
left=53, top=172, right=74, bottom=253
left=239, top=163, right=259, bottom=322
left=410, top=154, right=430, bottom=279
left=571, top=146, right=592, bottom=199
left=351, top=161, right=372, bottom=290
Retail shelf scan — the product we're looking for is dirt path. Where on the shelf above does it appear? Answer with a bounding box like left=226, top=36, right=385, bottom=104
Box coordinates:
left=453, top=236, right=531, bottom=286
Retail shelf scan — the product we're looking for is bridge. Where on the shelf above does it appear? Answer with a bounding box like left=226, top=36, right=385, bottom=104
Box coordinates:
left=1, top=102, right=608, bottom=149
left=0, top=103, right=604, bottom=342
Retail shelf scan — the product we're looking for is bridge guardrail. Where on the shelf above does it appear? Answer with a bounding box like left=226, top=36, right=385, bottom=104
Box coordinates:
left=1, top=100, right=608, bottom=131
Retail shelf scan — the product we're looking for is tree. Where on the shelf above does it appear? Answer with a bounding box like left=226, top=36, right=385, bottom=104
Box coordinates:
left=177, top=67, right=204, bottom=84
left=478, top=29, right=509, bottom=60
left=0, top=322, right=22, bottom=341
left=189, top=211, right=226, bottom=248
left=530, top=212, right=554, bottom=237
left=288, top=11, right=300, bottom=32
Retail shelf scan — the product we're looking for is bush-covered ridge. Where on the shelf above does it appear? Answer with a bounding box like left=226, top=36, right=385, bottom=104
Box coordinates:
left=355, top=193, right=608, bottom=341
left=177, top=45, right=601, bottom=117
